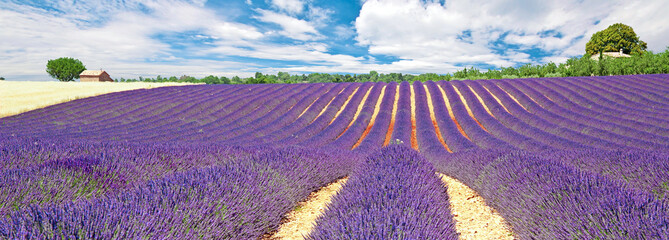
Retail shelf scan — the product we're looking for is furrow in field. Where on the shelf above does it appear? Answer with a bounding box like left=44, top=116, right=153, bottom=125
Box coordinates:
left=328, top=87, right=361, bottom=125
left=410, top=85, right=419, bottom=150
left=217, top=84, right=337, bottom=141
left=465, top=81, right=585, bottom=150
left=424, top=85, right=452, bottom=153
left=266, top=177, right=349, bottom=240
left=311, top=87, right=351, bottom=124
left=439, top=173, right=515, bottom=240
left=437, top=84, right=473, bottom=138
left=451, top=84, right=489, bottom=131
left=337, top=86, right=374, bottom=138
left=478, top=85, right=522, bottom=113
left=298, top=87, right=341, bottom=120
left=383, top=85, right=400, bottom=146
left=352, top=86, right=386, bottom=149
left=239, top=84, right=353, bottom=145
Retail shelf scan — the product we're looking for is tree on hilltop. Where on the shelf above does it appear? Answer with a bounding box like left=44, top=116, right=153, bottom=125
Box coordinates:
left=46, top=57, right=86, bottom=82
left=586, top=23, right=647, bottom=56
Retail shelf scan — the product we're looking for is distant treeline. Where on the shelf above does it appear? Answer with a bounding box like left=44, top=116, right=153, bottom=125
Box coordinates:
left=115, top=48, right=669, bottom=84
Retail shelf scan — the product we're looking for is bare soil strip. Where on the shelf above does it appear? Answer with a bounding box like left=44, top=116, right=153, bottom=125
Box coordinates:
left=472, top=86, right=512, bottom=113
left=409, top=85, right=419, bottom=150
left=297, top=87, right=341, bottom=119
left=423, top=85, right=453, bottom=153
left=482, top=85, right=528, bottom=112
left=494, top=83, right=544, bottom=108
left=328, top=87, right=360, bottom=125
left=439, top=173, right=515, bottom=240
left=466, top=86, right=499, bottom=117
left=437, top=84, right=473, bottom=139
left=310, top=88, right=350, bottom=124
left=451, top=85, right=489, bottom=132
left=383, top=85, right=400, bottom=146
left=351, top=86, right=387, bottom=149
left=267, top=177, right=349, bottom=240
left=337, top=86, right=374, bottom=138
left=0, top=81, right=195, bottom=118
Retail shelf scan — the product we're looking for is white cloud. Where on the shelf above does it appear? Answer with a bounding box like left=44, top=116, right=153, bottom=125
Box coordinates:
left=3, top=0, right=669, bottom=81
left=354, top=0, right=669, bottom=70
left=255, top=9, right=321, bottom=41
left=269, top=0, right=305, bottom=14
left=0, top=0, right=265, bottom=80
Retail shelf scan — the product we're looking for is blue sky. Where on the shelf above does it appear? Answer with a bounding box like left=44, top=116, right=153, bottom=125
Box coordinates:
left=1, top=0, right=668, bottom=81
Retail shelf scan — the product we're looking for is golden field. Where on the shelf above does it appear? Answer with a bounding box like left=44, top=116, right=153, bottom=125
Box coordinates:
left=0, top=81, right=196, bottom=118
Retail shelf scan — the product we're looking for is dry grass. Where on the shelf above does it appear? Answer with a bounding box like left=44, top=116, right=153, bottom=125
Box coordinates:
left=439, top=173, right=515, bottom=240
left=0, top=81, right=196, bottom=118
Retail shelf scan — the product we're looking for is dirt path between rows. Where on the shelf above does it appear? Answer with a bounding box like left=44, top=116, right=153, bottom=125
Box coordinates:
left=266, top=177, right=348, bottom=240
left=439, top=173, right=515, bottom=240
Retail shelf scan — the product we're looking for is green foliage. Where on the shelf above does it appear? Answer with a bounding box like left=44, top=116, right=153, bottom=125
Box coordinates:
left=586, top=23, right=647, bottom=55
left=0, top=77, right=5, bottom=80
left=46, top=57, right=86, bottom=82
left=114, top=47, right=669, bottom=84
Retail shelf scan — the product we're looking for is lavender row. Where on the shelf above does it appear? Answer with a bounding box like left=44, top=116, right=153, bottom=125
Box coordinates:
left=0, top=136, right=250, bottom=216
left=309, top=145, right=459, bottom=239
left=277, top=83, right=364, bottom=146
left=432, top=81, right=512, bottom=150
left=412, top=80, right=451, bottom=155
left=505, top=79, right=669, bottom=147
left=0, top=86, right=197, bottom=135
left=296, top=82, right=375, bottom=147
left=202, top=83, right=332, bottom=142
left=423, top=81, right=478, bottom=152
left=429, top=149, right=669, bottom=239
left=439, top=81, right=546, bottom=151
left=326, top=82, right=385, bottom=150
left=472, top=80, right=626, bottom=149
left=353, top=82, right=397, bottom=153
left=527, top=78, right=669, bottom=129
left=455, top=80, right=584, bottom=150
left=388, top=81, right=412, bottom=145
left=556, top=76, right=669, bottom=117
left=0, top=143, right=358, bottom=239
left=222, top=83, right=347, bottom=145
left=579, top=76, right=669, bottom=110
left=231, top=83, right=354, bottom=146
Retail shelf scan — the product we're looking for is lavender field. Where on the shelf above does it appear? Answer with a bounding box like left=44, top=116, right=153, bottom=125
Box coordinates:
left=1, top=75, right=669, bottom=239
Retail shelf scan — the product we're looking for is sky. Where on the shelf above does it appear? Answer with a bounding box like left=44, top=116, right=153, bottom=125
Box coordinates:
left=1, top=0, right=668, bottom=81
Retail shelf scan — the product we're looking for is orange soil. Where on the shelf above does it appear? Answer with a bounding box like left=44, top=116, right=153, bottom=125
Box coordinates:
left=383, top=85, right=400, bottom=146
left=351, top=86, right=386, bottom=149
left=328, top=87, right=360, bottom=125
left=451, top=85, right=489, bottom=132
left=266, top=177, right=349, bottom=240
left=437, top=84, right=472, bottom=140
left=337, top=86, right=374, bottom=138
left=409, top=85, right=419, bottom=151
left=296, top=87, right=340, bottom=120
left=474, top=86, right=512, bottom=113
left=483, top=85, right=529, bottom=112
left=439, top=173, right=515, bottom=240
left=310, top=88, right=348, bottom=124
left=466, top=86, right=498, bottom=117
left=423, top=85, right=452, bottom=153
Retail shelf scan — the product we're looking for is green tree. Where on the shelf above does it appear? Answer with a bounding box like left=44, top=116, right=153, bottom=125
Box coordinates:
left=46, top=57, right=86, bottom=82
left=586, top=23, right=647, bottom=56
left=0, top=77, right=5, bottom=80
